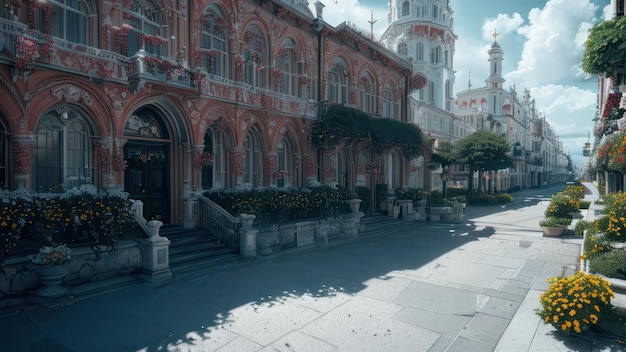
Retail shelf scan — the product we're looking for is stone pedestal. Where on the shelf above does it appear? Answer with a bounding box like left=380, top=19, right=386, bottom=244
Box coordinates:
left=139, top=220, right=172, bottom=285
left=239, top=228, right=257, bottom=257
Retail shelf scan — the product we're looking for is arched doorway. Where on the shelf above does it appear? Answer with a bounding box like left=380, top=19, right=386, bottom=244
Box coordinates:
left=123, top=107, right=170, bottom=222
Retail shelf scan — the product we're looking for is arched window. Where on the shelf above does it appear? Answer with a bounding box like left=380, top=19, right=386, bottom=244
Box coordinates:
left=334, top=151, right=347, bottom=188
left=34, top=0, right=92, bottom=45
left=398, top=42, right=407, bottom=57
left=428, top=81, right=435, bottom=103
left=201, top=129, right=225, bottom=189
left=34, top=111, right=92, bottom=192
left=416, top=43, right=424, bottom=61
left=357, top=76, right=376, bottom=114
left=126, top=0, right=165, bottom=56
left=244, top=26, right=266, bottom=88
left=401, top=1, right=410, bottom=17
left=279, top=39, right=298, bottom=95
left=433, top=4, right=439, bottom=20
left=386, top=152, right=400, bottom=191
left=382, top=87, right=395, bottom=119
left=444, top=49, right=449, bottom=66
left=328, top=62, right=348, bottom=104
left=445, top=80, right=452, bottom=111
left=431, top=46, right=441, bottom=64
left=0, top=123, right=7, bottom=189
left=201, top=8, right=228, bottom=77
left=243, top=126, right=262, bottom=187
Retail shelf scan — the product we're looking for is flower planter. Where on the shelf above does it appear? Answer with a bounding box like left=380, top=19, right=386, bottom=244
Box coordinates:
left=34, top=263, right=68, bottom=297
left=439, top=212, right=456, bottom=223
left=345, top=199, right=362, bottom=213
left=541, top=226, right=565, bottom=237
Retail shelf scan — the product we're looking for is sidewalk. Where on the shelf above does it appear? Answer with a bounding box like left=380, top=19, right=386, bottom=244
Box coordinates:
left=1, top=184, right=624, bottom=352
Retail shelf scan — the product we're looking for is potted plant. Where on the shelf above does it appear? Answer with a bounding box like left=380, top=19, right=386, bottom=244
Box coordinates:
left=29, top=243, right=72, bottom=297
left=539, top=216, right=571, bottom=236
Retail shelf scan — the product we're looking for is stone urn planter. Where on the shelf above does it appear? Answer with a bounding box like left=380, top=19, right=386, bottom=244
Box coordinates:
left=345, top=199, right=363, bottom=213
left=34, top=263, right=68, bottom=297
left=439, top=211, right=456, bottom=223
left=541, top=226, right=566, bottom=237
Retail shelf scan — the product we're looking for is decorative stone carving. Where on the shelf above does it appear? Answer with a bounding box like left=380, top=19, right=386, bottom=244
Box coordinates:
left=51, top=84, right=92, bottom=106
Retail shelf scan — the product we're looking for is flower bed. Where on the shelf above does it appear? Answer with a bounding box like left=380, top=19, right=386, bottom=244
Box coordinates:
left=203, top=183, right=353, bottom=224
left=538, top=271, right=614, bottom=333
left=0, top=185, right=136, bottom=262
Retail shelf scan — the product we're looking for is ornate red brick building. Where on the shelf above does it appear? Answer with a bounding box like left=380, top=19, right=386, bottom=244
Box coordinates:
left=0, top=0, right=417, bottom=225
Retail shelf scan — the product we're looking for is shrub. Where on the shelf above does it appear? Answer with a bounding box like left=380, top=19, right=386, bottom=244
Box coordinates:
left=564, top=184, right=585, bottom=199
left=394, top=186, right=428, bottom=201
left=495, top=193, right=513, bottom=203
left=204, top=184, right=352, bottom=221
left=538, top=271, right=615, bottom=334
left=583, top=233, right=614, bottom=261
left=596, top=191, right=626, bottom=242
left=539, top=216, right=571, bottom=227
left=589, top=250, right=626, bottom=280
left=578, top=200, right=591, bottom=209
left=546, top=193, right=579, bottom=218
left=574, top=220, right=594, bottom=237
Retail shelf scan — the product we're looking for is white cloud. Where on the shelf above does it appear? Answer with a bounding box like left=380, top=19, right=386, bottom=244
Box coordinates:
left=507, top=0, right=599, bottom=87
left=481, top=13, right=525, bottom=42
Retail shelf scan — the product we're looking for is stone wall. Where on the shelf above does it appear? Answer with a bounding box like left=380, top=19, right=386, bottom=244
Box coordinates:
left=0, top=239, right=142, bottom=302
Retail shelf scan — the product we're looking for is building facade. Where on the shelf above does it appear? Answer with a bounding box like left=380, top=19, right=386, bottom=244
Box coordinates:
left=0, top=0, right=419, bottom=225
left=452, top=37, right=570, bottom=191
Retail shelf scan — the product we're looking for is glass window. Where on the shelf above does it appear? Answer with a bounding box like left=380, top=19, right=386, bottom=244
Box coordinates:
left=416, top=43, right=423, bottom=61
left=398, top=42, right=407, bottom=57
left=244, top=127, right=262, bottom=186
left=0, top=127, right=6, bottom=189
left=279, top=45, right=297, bottom=95
left=34, top=0, right=90, bottom=44
left=401, top=1, right=409, bottom=17
left=328, top=64, right=348, bottom=104
left=126, top=0, right=164, bottom=56
left=201, top=11, right=227, bottom=77
left=34, top=112, right=91, bottom=192
left=244, top=26, right=266, bottom=88
left=382, top=89, right=393, bottom=118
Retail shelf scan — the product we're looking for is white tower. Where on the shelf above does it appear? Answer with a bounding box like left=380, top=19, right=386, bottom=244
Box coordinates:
left=380, top=0, right=457, bottom=112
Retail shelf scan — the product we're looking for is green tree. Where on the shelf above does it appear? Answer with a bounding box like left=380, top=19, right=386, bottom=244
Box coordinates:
left=582, top=16, right=626, bottom=81
left=455, top=130, right=513, bottom=198
left=430, top=141, right=456, bottom=168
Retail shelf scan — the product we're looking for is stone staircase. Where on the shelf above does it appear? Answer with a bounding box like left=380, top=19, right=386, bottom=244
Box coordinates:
left=163, top=226, right=240, bottom=277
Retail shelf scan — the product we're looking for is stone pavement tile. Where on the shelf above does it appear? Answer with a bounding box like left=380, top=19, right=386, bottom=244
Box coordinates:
left=392, top=306, right=472, bottom=337
left=478, top=296, right=521, bottom=319
left=2, top=313, right=51, bottom=352
left=425, top=262, right=506, bottom=289
left=217, top=298, right=322, bottom=346
left=393, top=281, right=477, bottom=315
left=215, top=335, right=263, bottom=352
left=26, top=303, right=170, bottom=352
left=476, top=254, right=526, bottom=269
left=428, top=335, right=457, bottom=352
left=447, top=336, right=494, bottom=352
left=133, top=290, right=226, bottom=336
left=358, top=276, right=413, bottom=303
left=300, top=295, right=440, bottom=352
left=143, top=325, right=240, bottom=351
left=459, top=313, right=509, bottom=348
left=528, top=318, right=593, bottom=352
left=264, top=331, right=337, bottom=352
left=494, top=289, right=542, bottom=352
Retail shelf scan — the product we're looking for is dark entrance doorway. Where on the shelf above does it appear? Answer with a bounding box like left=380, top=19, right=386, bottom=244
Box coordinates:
left=124, top=142, right=169, bottom=223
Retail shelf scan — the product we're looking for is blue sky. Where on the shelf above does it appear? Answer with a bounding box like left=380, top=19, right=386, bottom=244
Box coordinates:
left=309, top=0, right=612, bottom=168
